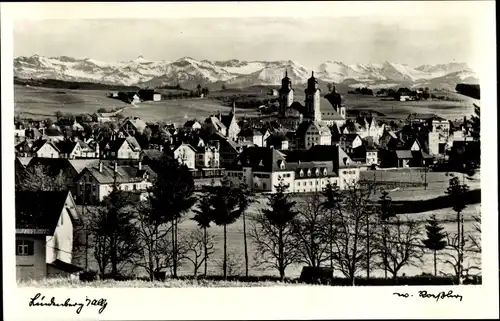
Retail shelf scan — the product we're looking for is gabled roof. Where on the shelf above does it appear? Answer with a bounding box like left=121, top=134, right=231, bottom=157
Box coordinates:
left=173, top=143, right=197, bottom=154
left=308, top=121, right=332, bottom=135
left=99, top=136, right=142, bottom=153
left=67, top=159, right=101, bottom=174
left=15, top=191, right=75, bottom=233
left=205, top=115, right=227, bottom=131
left=77, top=163, right=157, bottom=184
left=227, top=147, right=287, bottom=172
left=184, top=120, right=201, bottom=128
left=341, top=133, right=361, bottom=143
left=32, top=139, right=60, bottom=153
left=287, top=161, right=338, bottom=178
left=141, top=149, right=165, bottom=161
left=395, top=150, right=413, bottom=159
left=55, top=140, right=78, bottom=154
left=123, top=117, right=147, bottom=133
left=45, top=127, right=63, bottom=137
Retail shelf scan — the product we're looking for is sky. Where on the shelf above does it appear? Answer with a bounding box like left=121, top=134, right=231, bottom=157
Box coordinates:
left=14, top=16, right=481, bottom=69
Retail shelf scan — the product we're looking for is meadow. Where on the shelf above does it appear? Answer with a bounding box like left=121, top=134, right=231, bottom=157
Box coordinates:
left=14, top=85, right=477, bottom=124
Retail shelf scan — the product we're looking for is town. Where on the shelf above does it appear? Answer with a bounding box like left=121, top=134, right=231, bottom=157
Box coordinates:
left=14, top=69, right=481, bottom=286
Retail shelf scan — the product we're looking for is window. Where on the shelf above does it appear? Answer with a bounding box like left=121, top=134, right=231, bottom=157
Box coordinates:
left=263, top=183, right=267, bottom=189
left=133, top=184, right=137, bottom=190
left=300, top=170, right=304, bottom=177
left=297, top=182, right=300, bottom=186
left=198, top=155, right=203, bottom=159
left=309, top=181, right=313, bottom=186
left=16, top=240, right=34, bottom=256
left=125, top=185, right=129, bottom=191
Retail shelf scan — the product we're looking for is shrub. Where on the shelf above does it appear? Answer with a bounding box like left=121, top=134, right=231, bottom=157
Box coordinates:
left=300, top=267, right=334, bottom=285
left=79, top=270, right=98, bottom=282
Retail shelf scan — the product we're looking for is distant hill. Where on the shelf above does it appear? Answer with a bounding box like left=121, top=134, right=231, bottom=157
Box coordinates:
left=14, top=77, right=140, bottom=91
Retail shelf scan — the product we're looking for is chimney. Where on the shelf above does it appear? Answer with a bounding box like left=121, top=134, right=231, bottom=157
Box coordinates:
left=114, top=162, right=118, bottom=173
left=99, top=161, right=103, bottom=172
left=138, top=161, right=142, bottom=171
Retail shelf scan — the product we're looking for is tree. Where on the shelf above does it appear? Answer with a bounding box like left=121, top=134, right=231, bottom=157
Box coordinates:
left=90, top=180, right=139, bottom=278
left=441, top=233, right=481, bottom=283
left=330, top=182, right=373, bottom=285
left=196, top=84, right=202, bottom=96
left=178, top=229, right=215, bottom=276
left=292, top=192, right=331, bottom=268
left=16, top=164, right=66, bottom=192
left=445, top=175, right=469, bottom=284
left=191, top=189, right=214, bottom=276
left=207, top=176, right=243, bottom=280
left=378, top=190, right=395, bottom=279
left=132, top=199, right=174, bottom=281
left=97, top=108, right=108, bottom=113
left=327, top=83, right=333, bottom=92
left=237, top=182, right=254, bottom=278
left=221, top=84, right=227, bottom=91
left=321, top=182, right=341, bottom=270
left=55, top=111, right=63, bottom=120
left=376, top=215, right=423, bottom=280
left=148, top=155, right=196, bottom=278
left=249, top=178, right=298, bottom=280
left=215, top=249, right=243, bottom=277
left=422, top=214, right=447, bottom=276
left=469, top=215, right=481, bottom=253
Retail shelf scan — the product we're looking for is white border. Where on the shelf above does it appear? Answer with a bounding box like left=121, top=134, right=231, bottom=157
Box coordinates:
left=2, top=2, right=498, bottom=320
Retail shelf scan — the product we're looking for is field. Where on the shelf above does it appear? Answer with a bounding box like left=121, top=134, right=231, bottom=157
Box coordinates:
left=15, top=85, right=477, bottom=124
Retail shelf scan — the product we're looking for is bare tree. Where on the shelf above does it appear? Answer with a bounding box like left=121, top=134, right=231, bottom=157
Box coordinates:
left=249, top=179, right=298, bottom=280
left=215, top=249, right=243, bottom=277
left=469, top=215, right=481, bottom=253
left=292, top=192, right=331, bottom=268
left=132, top=200, right=174, bottom=281
left=331, top=182, right=373, bottom=285
left=441, top=233, right=481, bottom=283
left=375, top=215, right=424, bottom=280
left=178, top=229, right=216, bottom=277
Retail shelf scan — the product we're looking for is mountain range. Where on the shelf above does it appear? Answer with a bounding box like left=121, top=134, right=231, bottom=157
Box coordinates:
left=14, top=55, right=479, bottom=91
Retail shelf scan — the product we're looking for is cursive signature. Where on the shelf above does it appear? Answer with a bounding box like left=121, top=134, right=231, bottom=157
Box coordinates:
left=393, top=290, right=463, bottom=302
left=28, top=293, right=107, bottom=314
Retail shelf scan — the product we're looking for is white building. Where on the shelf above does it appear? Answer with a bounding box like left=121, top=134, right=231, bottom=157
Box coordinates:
left=16, top=191, right=82, bottom=280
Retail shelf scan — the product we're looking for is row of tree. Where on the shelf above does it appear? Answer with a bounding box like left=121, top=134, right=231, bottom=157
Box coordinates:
left=73, top=154, right=480, bottom=284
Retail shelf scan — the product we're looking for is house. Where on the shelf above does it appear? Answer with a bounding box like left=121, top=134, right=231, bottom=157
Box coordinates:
left=73, top=161, right=156, bottom=205
left=44, top=127, right=65, bottom=142
left=207, top=132, right=243, bottom=168
left=118, top=92, right=141, bottom=104
left=204, top=115, right=228, bottom=137
left=14, top=128, right=26, bottom=144
left=351, top=145, right=379, bottom=166
left=57, top=119, right=85, bottom=132
left=195, top=143, right=220, bottom=169
left=220, top=103, right=241, bottom=141
left=339, top=134, right=363, bottom=154
left=172, top=143, right=197, bottom=169
left=99, top=136, right=142, bottom=160
left=225, top=145, right=359, bottom=193
left=16, top=191, right=82, bottom=281
left=428, top=115, right=450, bottom=134
left=237, top=128, right=266, bottom=147
left=183, top=120, right=202, bottom=131
left=303, top=121, right=332, bottom=149
left=92, top=112, right=115, bottom=123
left=121, top=117, right=147, bottom=136
left=55, top=140, right=82, bottom=159
left=265, top=132, right=290, bottom=150
left=139, top=149, right=166, bottom=173
left=138, top=89, right=161, bottom=102
left=16, top=139, right=60, bottom=158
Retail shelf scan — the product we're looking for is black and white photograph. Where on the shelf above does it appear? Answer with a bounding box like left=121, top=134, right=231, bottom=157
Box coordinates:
left=2, top=2, right=497, bottom=320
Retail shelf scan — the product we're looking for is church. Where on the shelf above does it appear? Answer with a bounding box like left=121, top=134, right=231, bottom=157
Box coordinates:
left=275, top=70, right=347, bottom=149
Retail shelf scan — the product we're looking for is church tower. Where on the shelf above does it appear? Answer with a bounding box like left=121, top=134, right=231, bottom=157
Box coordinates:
left=278, top=70, right=294, bottom=117
left=304, top=71, right=321, bottom=121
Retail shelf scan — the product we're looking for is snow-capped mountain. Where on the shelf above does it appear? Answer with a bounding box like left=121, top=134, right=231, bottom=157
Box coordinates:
left=13, top=55, right=478, bottom=89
